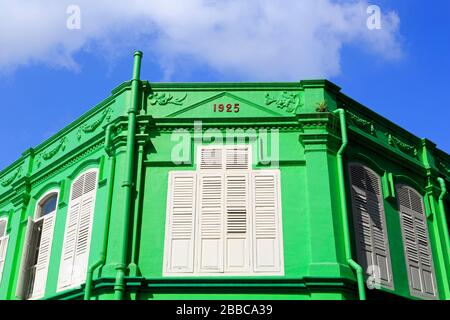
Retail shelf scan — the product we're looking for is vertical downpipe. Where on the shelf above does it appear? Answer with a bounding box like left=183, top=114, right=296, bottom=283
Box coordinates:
left=114, top=51, right=142, bottom=300
left=437, top=178, right=450, bottom=261
left=84, top=124, right=116, bottom=300
left=437, top=177, right=450, bottom=298
left=333, top=109, right=366, bottom=300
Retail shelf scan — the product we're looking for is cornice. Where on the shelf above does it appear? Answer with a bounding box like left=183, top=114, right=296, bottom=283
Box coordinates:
left=142, top=81, right=303, bottom=92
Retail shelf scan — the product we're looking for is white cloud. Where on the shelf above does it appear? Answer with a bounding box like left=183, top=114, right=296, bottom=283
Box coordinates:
left=0, top=0, right=402, bottom=80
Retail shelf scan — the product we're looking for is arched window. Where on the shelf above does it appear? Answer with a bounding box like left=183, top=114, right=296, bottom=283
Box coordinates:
left=16, top=191, right=58, bottom=300
left=38, top=193, right=58, bottom=218
left=58, top=169, right=98, bottom=291
left=396, top=184, right=438, bottom=299
left=348, top=163, right=394, bottom=289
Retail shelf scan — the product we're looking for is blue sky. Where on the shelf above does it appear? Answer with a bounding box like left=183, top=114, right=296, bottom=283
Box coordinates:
left=0, top=0, right=449, bottom=171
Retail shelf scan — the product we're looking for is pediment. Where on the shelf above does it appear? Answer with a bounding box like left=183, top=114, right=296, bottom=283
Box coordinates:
left=149, top=91, right=288, bottom=119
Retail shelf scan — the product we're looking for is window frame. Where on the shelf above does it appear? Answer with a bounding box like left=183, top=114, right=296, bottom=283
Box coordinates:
left=20, top=189, right=60, bottom=300
left=57, top=168, right=98, bottom=292
left=395, top=183, right=438, bottom=300
left=347, top=162, right=394, bottom=290
left=163, top=144, right=284, bottom=277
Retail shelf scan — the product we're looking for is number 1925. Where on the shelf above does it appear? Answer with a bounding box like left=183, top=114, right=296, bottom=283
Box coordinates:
left=213, top=103, right=240, bottom=113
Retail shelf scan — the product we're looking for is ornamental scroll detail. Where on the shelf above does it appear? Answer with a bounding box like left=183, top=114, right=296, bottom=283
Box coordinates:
left=1, top=166, right=23, bottom=187
left=77, top=108, right=113, bottom=141
left=35, top=137, right=67, bottom=168
left=386, top=133, right=418, bottom=158
left=265, top=92, right=300, bottom=113
left=347, top=110, right=376, bottom=135
left=148, top=93, right=187, bottom=106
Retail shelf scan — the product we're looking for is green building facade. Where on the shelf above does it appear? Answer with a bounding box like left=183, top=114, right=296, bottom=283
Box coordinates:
left=0, top=52, right=448, bottom=300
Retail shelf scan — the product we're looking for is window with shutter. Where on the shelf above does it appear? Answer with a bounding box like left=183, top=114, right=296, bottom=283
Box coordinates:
left=16, top=192, right=58, bottom=300
left=348, top=163, right=394, bottom=289
left=396, top=184, right=438, bottom=299
left=165, top=172, right=197, bottom=273
left=164, top=145, right=283, bottom=276
left=0, top=218, right=9, bottom=286
left=58, top=169, right=98, bottom=291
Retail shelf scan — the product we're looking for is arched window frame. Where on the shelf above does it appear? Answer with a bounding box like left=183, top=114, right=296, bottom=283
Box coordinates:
left=395, top=184, right=438, bottom=299
left=57, top=168, right=98, bottom=292
left=347, top=162, right=394, bottom=290
left=16, top=189, right=59, bottom=300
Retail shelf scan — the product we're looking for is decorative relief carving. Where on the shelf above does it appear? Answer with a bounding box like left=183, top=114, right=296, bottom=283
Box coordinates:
left=35, top=137, right=67, bottom=168
left=347, top=110, right=376, bottom=135
left=265, top=92, right=300, bottom=113
left=1, top=166, right=22, bottom=187
left=386, top=133, right=418, bottom=157
left=148, top=93, right=187, bottom=106
left=77, top=108, right=113, bottom=140
left=33, top=140, right=104, bottom=188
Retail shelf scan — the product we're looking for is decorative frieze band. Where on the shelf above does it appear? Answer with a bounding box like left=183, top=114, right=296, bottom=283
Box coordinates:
left=35, top=137, right=67, bottom=168
left=386, top=133, right=418, bottom=158
left=148, top=93, right=187, bottom=106
left=347, top=110, right=376, bottom=135
left=1, top=166, right=22, bottom=187
left=265, top=92, right=301, bottom=113
left=77, top=107, right=113, bottom=141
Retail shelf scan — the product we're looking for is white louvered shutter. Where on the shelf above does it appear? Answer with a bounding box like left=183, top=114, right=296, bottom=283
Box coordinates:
left=225, top=173, right=250, bottom=272
left=225, top=146, right=250, bottom=170
left=58, top=170, right=97, bottom=290
left=166, top=172, right=197, bottom=273
left=199, top=147, right=223, bottom=170
left=30, top=213, right=56, bottom=298
left=348, top=164, right=393, bottom=289
left=397, top=185, right=438, bottom=299
left=252, top=171, right=282, bottom=272
left=0, top=235, right=9, bottom=284
left=58, top=176, right=83, bottom=290
left=72, top=171, right=97, bottom=285
left=197, top=173, right=224, bottom=272
left=16, top=218, right=35, bottom=299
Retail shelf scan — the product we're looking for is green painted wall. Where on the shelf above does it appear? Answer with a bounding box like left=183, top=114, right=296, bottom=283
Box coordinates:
left=0, top=56, right=448, bottom=300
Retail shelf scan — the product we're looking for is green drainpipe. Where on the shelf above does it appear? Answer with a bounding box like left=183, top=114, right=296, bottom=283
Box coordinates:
left=84, top=124, right=116, bottom=300
left=114, top=51, right=142, bottom=300
left=437, top=178, right=450, bottom=258
left=437, top=177, right=450, bottom=298
left=333, top=109, right=366, bottom=300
